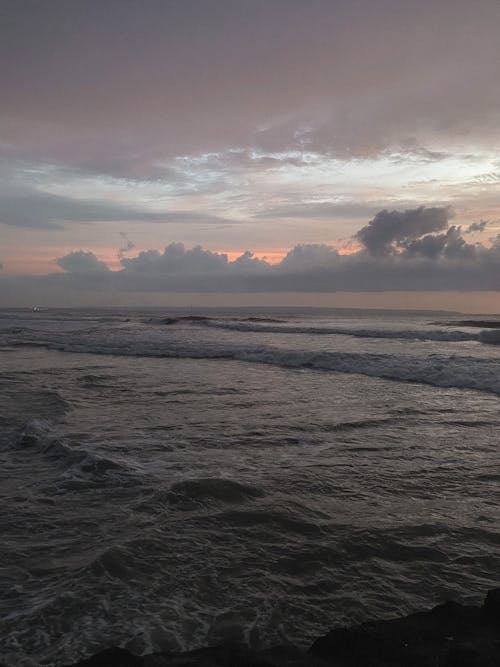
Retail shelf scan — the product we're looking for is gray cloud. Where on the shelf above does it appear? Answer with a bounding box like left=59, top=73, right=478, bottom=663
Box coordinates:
left=118, top=232, right=136, bottom=259
left=401, top=232, right=448, bottom=260
left=5, top=207, right=500, bottom=300
left=1, top=0, right=499, bottom=176
left=121, top=244, right=271, bottom=276
left=257, top=202, right=377, bottom=220
left=279, top=244, right=340, bottom=271
left=466, top=221, right=489, bottom=234
left=29, top=207, right=500, bottom=292
left=121, top=243, right=230, bottom=274
left=229, top=250, right=271, bottom=274
left=355, top=207, right=451, bottom=257
left=194, top=150, right=311, bottom=172
left=0, top=189, right=236, bottom=230
left=56, top=251, right=110, bottom=273
left=386, top=143, right=451, bottom=164
left=401, top=226, right=477, bottom=260
left=74, top=156, right=182, bottom=182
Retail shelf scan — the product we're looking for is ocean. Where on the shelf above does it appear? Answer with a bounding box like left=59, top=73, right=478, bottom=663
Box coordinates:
left=1, top=307, right=500, bottom=666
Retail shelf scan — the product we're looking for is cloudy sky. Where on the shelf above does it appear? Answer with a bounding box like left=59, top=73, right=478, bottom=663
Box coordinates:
left=1, top=0, right=500, bottom=309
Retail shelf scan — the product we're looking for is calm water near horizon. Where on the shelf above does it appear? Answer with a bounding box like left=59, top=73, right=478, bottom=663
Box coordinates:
left=1, top=307, right=500, bottom=666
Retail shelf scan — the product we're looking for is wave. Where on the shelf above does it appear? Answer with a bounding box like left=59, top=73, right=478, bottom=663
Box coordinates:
left=14, top=420, right=138, bottom=482
left=321, top=417, right=402, bottom=432
left=151, top=315, right=214, bottom=325
left=166, top=477, right=266, bottom=507
left=192, top=319, right=479, bottom=342
left=162, top=314, right=500, bottom=346
left=148, top=315, right=473, bottom=341
left=440, top=320, right=500, bottom=329
left=478, top=329, right=500, bottom=345
left=6, top=329, right=500, bottom=395
left=150, top=315, right=286, bottom=326
left=1, top=326, right=35, bottom=335
left=219, top=508, right=322, bottom=537
left=186, top=345, right=500, bottom=395
left=88, top=544, right=136, bottom=580
left=240, top=316, right=286, bottom=323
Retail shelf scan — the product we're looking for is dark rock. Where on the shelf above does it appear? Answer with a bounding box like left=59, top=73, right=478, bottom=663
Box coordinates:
left=143, top=643, right=317, bottom=666
left=65, top=646, right=144, bottom=667
left=55, top=588, right=500, bottom=667
left=484, top=588, right=500, bottom=622
left=445, top=641, right=500, bottom=667
left=309, top=598, right=492, bottom=666
left=66, top=644, right=323, bottom=667
left=445, top=645, right=484, bottom=667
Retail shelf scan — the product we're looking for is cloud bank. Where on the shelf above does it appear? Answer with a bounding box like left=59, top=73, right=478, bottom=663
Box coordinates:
left=3, top=207, right=496, bottom=301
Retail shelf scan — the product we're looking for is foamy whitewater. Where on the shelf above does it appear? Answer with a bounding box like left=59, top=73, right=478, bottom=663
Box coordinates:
left=1, top=307, right=500, bottom=666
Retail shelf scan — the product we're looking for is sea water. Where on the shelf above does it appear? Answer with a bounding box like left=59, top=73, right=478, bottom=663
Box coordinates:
left=1, top=307, right=500, bottom=665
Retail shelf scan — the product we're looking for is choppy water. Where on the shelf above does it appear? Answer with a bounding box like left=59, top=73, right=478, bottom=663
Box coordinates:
left=1, top=307, right=500, bottom=666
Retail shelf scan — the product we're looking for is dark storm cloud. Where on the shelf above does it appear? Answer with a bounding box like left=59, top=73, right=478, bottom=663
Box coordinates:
left=0, top=190, right=236, bottom=229
left=355, top=207, right=451, bottom=257
left=401, top=226, right=477, bottom=260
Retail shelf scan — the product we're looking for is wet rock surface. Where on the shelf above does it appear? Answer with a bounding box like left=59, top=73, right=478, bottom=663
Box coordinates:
left=59, top=588, right=500, bottom=666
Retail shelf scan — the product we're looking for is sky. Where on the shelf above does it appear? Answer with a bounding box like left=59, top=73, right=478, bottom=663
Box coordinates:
left=1, top=0, right=500, bottom=310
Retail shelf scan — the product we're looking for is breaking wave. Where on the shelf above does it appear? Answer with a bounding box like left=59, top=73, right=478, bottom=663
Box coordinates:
left=4, top=327, right=500, bottom=395
left=151, top=315, right=285, bottom=326
left=152, top=315, right=213, bottom=325
left=30, top=345, right=500, bottom=395
left=147, top=315, right=480, bottom=342
left=14, top=420, right=139, bottom=482
left=198, top=320, right=479, bottom=342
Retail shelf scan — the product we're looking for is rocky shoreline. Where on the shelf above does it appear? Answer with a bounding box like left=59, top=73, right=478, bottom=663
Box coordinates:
left=51, top=588, right=500, bottom=667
